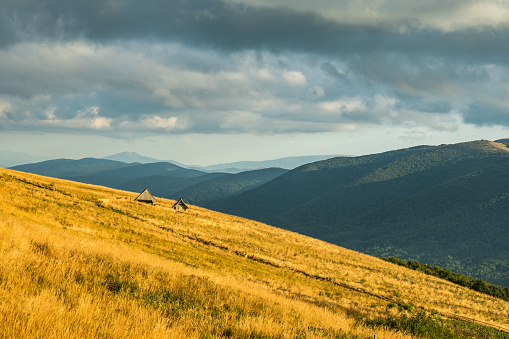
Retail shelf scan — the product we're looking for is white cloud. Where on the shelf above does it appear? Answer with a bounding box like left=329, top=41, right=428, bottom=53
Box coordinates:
left=256, top=69, right=275, bottom=81
left=35, top=105, right=113, bottom=130
left=319, top=98, right=366, bottom=113
left=334, top=123, right=358, bottom=131
left=282, top=71, right=307, bottom=86
left=91, top=116, right=112, bottom=129
left=41, top=116, right=112, bottom=130
left=226, top=0, right=509, bottom=31
left=44, top=106, right=56, bottom=119
left=76, top=106, right=101, bottom=118
left=90, top=106, right=100, bottom=115
left=0, top=100, right=12, bottom=120
left=423, top=1, right=509, bottom=32
left=142, top=116, right=180, bottom=130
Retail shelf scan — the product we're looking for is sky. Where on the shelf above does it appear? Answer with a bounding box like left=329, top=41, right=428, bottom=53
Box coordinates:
left=1, top=0, right=509, bottom=165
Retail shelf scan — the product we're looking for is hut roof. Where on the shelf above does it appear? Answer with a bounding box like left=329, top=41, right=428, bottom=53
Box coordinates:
left=135, top=188, right=157, bottom=204
left=172, top=198, right=189, bottom=211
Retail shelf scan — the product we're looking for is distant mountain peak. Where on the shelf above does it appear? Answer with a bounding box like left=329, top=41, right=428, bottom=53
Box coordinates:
left=117, top=151, right=140, bottom=156
left=103, top=152, right=160, bottom=164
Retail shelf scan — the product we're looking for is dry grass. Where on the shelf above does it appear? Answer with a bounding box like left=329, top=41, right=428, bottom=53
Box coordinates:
left=0, top=168, right=508, bottom=338
left=489, top=141, right=509, bottom=152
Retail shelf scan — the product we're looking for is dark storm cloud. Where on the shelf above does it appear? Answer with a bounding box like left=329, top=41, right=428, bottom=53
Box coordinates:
left=3, top=0, right=509, bottom=62
left=0, top=0, right=317, bottom=46
left=464, top=104, right=509, bottom=126
left=2, top=0, right=366, bottom=54
left=320, top=62, right=344, bottom=80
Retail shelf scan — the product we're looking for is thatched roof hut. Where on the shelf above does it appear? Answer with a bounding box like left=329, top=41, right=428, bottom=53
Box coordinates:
left=172, top=198, right=189, bottom=211
left=135, top=188, right=157, bottom=204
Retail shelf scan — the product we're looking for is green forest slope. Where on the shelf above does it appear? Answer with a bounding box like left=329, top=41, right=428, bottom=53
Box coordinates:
left=174, top=167, right=288, bottom=206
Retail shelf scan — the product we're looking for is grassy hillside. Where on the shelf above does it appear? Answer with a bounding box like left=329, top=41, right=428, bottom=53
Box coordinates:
left=1, top=168, right=509, bottom=338
left=213, top=140, right=509, bottom=286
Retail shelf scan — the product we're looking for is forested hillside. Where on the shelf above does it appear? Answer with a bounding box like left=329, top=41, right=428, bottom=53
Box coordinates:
left=213, top=140, right=509, bottom=286
left=174, top=168, right=288, bottom=206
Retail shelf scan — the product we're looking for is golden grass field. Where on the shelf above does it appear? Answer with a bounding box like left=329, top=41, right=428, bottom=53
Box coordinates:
left=1, top=167, right=508, bottom=338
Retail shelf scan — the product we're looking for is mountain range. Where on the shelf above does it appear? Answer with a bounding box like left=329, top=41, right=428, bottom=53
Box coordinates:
left=3, top=150, right=336, bottom=173
left=9, top=158, right=289, bottom=205
left=102, top=151, right=161, bottom=164
left=189, top=154, right=339, bottom=173
left=7, top=139, right=509, bottom=287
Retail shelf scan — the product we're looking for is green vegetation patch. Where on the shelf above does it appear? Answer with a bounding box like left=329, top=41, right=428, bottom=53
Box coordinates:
left=364, top=310, right=509, bottom=339
left=382, top=257, right=509, bottom=302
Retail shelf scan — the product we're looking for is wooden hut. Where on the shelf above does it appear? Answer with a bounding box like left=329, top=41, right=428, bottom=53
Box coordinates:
left=134, top=188, right=157, bottom=204
left=172, top=198, right=189, bottom=211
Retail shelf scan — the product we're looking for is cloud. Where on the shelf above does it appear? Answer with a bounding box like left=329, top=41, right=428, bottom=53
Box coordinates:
left=320, top=62, right=344, bottom=80
left=77, top=106, right=101, bottom=118
left=91, top=117, right=112, bottom=129
left=44, top=106, right=56, bottom=120
left=141, top=116, right=181, bottom=131
left=40, top=115, right=112, bottom=130
left=2, top=0, right=509, bottom=140
left=464, top=103, right=509, bottom=127
left=282, top=71, right=307, bottom=85
left=319, top=98, right=365, bottom=114
left=228, top=0, right=509, bottom=32
left=0, top=100, right=12, bottom=120
left=38, top=105, right=112, bottom=130
left=220, top=111, right=264, bottom=132
left=306, top=86, right=325, bottom=99
left=4, top=0, right=509, bottom=60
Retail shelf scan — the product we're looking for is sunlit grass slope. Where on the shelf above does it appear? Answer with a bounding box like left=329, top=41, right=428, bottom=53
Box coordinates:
left=1, top=167, right=508, bottom=338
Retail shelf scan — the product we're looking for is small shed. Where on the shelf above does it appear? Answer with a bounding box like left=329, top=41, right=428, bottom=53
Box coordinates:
left=135, top=188, right=157, bottom=204
left=172, top=198, right=189, bottom=211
